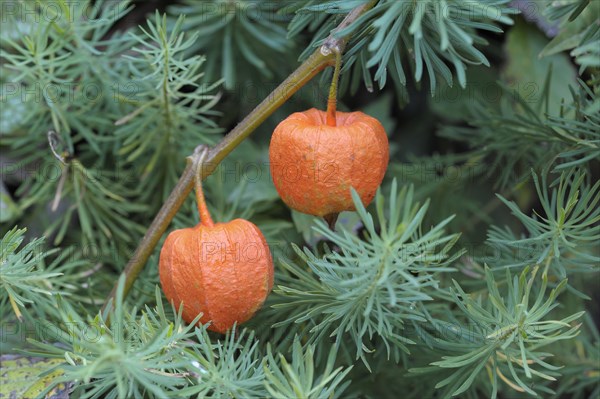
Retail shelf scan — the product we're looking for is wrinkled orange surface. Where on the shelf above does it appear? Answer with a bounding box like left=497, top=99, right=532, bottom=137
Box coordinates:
left=159, top=219, right=274, bottom=333
left=269, top=108, right=389, bottom=216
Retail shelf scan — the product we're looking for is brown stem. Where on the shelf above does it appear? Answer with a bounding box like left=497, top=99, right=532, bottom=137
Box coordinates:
left=102, top=1, right=377, bottom=313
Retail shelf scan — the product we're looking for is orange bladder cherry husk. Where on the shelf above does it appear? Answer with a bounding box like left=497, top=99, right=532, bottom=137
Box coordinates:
left=269, top=50, right=389, bottom=218
left=159, top=169, right=274, bottom=333
left=269, top=108, right=389, bottom=217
